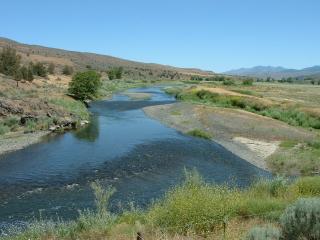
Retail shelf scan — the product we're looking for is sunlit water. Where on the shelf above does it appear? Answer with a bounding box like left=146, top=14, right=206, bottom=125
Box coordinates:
left=0, top=86, right=269, bottom=231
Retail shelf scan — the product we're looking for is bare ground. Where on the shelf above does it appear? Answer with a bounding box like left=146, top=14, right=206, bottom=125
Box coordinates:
left=0, top=131, right=49, bottom=156
left=144, top=102, right=314, bottom=170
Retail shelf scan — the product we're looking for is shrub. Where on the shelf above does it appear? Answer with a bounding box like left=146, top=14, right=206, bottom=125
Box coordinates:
left=0, top=46, right=21, bottom=76
left=62, top=65, right=74, bottom=75
left=164, top=87, right=182, bottom=97
left=280, top=198, right=320, bottom=240
left=20, top=65, right=34, bottom=81
left=196, top=90, right=219, bottom=100
left=243, top=78, right=254, bottom=86
left=223, top=79, right=235, bottom=85
left=187, top=129, right=212, bottom=139
left=107, top=67, right=123, bottom=80
left=47, top=63, right=55, bottom=74
left=32, top=62, right=47, bottom=77
left=0, top=124, right=10, bottom=135
left=246, top=226, right=281, bottom=240
left=68, top=71, right=102, bottom=100
left=147, top=169, right=241, bottom=234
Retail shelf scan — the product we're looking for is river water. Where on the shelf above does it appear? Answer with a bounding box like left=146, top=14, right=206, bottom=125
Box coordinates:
left=0, top=86, right=269, bottom=230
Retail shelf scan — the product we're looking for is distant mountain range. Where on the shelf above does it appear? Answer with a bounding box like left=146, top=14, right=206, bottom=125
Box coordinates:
left=224, top=66, right=320, bottom=79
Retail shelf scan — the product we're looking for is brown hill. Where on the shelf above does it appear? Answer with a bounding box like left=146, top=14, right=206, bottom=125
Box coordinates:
left=0, top=37, right=214, bottom=80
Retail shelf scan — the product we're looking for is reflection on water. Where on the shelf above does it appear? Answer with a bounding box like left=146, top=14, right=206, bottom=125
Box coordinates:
left=0, top=86, right=269, bottom=230
left=74, top=117, right=99, bottom=142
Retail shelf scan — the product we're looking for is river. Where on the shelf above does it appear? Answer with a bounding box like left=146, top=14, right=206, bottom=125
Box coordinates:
left=0, top=86, right=269, bottom=230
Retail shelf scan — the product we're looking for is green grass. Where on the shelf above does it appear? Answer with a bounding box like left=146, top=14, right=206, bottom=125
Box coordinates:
left=187, top=129, right=212, bottom=139
left=279, top=140, right=298, bottom=148
left=170, top=110, right=181, bottom=116
left=176, top=89, right=320, bottom=130
left=147, top=172, right=319, bottom=235
left=2, top=171, right=320, bottom=239
left=0, top=116, right=20, bottom=135
left=98, top=80, right=149, bottom=98
left=49, top=97, right=89, bottom=120
left=268, top=140, right=320, bottom=176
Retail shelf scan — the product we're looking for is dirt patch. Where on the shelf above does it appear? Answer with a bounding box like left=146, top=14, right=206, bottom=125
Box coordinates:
left=0, top=131, right=49, bottom=156
left=144, top=102, right=314, bottom=171
left=123, top=92, right=152, bottom=100
left=233, top=137, right=280, bottom=159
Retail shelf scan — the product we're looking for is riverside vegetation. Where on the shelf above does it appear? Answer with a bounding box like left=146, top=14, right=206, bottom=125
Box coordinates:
left=1, top=170, right=319, bottom=240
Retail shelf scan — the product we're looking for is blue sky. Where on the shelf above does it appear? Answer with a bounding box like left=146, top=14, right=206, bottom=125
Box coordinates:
left=0, top=0, right=319, bottom=72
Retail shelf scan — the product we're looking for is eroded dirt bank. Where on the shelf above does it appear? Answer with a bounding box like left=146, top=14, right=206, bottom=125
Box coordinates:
left=144, top=102, right=314, bottom=170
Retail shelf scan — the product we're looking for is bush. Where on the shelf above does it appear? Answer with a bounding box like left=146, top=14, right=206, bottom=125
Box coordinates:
left=0, top=124, right=10, bottom=135
left=68, top=71, right=102, bottom=100
left=187, top=129, right=212, bottom=139
left=62, top=65, right=74, bottom=75
left=280, top=198, right=320, bottom=240
left=0, top=46, right=21, bottom=76
left=246, top=226, right=281, bottom=240
left=223, top=79, right=235, bottom=85
left=147, top=169, right=241, bottom=234
left=48, top=63, right=55, bottom=74
left=107, top=67, right=123, bottom=80
left=243, top=78, right=254, bottom=86
left=31, top=62, right=47, bottom=77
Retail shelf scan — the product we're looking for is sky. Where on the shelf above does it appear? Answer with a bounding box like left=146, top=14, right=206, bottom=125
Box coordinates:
left=0, top=0, right=319, bottom=72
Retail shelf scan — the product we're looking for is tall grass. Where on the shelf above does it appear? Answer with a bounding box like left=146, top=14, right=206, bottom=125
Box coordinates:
left=0, top=116, right=20, bottom=135
left=2, top=172, right=320, bottom=239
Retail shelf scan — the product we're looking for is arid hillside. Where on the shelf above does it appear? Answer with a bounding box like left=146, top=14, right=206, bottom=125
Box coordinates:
left=0, top=37, right=215, bottom=80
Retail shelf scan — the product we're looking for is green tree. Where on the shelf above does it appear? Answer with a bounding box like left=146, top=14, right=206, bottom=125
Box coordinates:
left=48, top=63, right=55, bottom=74
left=68, top=70, right=102, bottom=100
left=20, top=65, right=34, bottom=81
left=26, top=65, right=34, bottom=81
left=0, top=46, right=21, bottom=76
left=32, top=62, right=47, bottom=77
left=62, top=65, right=73, bottom=75
left=20, top=66, right=28, bottom=80
left=14, top=68, right=23, bottom=87
left=107, top=67, right=123, bottom=80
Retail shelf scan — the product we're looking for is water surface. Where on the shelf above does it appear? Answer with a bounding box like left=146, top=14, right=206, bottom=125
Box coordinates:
left=0, top=86, right=268, bottom=230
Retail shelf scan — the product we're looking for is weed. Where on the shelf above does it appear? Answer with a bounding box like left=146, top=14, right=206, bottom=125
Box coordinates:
left=187, top=129, right=212, bottom=139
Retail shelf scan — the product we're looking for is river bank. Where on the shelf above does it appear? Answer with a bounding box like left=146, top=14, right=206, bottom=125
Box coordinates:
left=0, top=131, right=49, bottom=157
left=143, top=102, right=314, bottom=171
